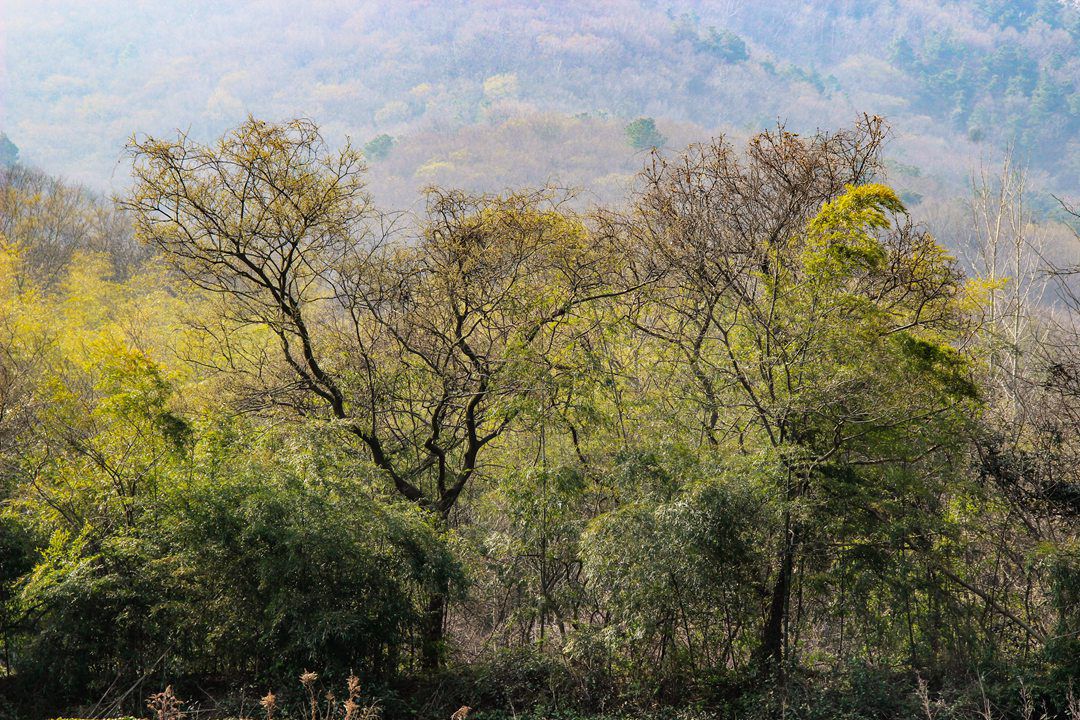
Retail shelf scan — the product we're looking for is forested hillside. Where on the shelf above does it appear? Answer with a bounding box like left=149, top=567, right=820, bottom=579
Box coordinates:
left=5, top=1, right=1080, bottom=205
left=2, top=2, right=1080, bottom=720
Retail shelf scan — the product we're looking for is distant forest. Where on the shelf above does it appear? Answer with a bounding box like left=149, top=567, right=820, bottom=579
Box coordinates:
left=5, top=1, right=1080, bottom=206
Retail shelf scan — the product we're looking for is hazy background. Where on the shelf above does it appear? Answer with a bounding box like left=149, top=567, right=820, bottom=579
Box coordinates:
left=3, top=0, right=1079, bottom=213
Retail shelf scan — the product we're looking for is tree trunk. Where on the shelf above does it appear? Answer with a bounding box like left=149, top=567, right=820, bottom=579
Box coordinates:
left=419, top=487, right=454, bottom=670
left=421, top=590, right=447, bottom=670
left=758, top=517, right=796, bottom=673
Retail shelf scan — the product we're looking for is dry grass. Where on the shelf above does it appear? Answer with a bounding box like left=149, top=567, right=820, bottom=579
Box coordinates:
left=916, top=674, right=1080, bottom=720
left=250, top=672, right=384, bottom=720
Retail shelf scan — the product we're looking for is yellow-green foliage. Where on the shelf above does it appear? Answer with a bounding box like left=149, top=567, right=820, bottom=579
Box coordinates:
left=803, top=183, right=901, bottom=273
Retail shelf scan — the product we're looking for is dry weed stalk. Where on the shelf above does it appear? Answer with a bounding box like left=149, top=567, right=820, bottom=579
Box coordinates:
left=916, top=675, right=937, bottom=720
left=301, top=670, right=320, bottom=720
left=147, top=685, right=183, bottom=720
left=1020, top=680, right=1035, bottom=720
left=260, top=691, right=278, bottom=720
left=242, top=671, right=389, bottom=720
left=977, top=674, right=993, bottom=720
left=344, top=674, right=363, bottom=720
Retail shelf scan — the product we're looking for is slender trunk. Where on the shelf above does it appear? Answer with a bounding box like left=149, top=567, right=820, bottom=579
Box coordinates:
left=420, top=501, right=454, bottom=670
left=421, top=590, right=447, bottom=670
left=758, top=515, right=796, bottom=673
left=838, top=549, right=846, bottom=663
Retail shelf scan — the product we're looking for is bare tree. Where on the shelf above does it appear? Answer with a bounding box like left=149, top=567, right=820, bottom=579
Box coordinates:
left=966, top=153, right=1051, bottom=410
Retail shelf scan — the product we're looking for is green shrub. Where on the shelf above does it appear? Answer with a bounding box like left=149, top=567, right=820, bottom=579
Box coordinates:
left=11, top=461, right=459, bottom=707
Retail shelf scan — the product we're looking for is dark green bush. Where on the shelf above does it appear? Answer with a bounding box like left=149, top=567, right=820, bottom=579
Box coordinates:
left=9, top=465, right=459, bottom=708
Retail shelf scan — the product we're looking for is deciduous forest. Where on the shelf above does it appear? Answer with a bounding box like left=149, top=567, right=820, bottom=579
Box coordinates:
left=1, top=2, right=1080, bottom=720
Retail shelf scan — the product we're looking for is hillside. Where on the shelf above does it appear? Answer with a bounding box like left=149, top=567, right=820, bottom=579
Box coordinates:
left=4, top=1, right=1080, bottom=208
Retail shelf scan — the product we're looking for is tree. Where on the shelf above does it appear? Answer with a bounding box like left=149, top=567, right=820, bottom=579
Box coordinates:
left=965, top=153, right=1050, bottom=412
left=126, top=117, right=629, bottom=666
left=0, top=134, right=18, bottom=168
left=977, top=0, right=1042, bottom=28
left=0, top=165, right=146, bottom=290
left=625, top=116, right=979, bottom=670
left=698, top=27, right=749, bottom=63
left=625, top=118, right=666, bottom=151
left=363, top=134, right=395, bottom=162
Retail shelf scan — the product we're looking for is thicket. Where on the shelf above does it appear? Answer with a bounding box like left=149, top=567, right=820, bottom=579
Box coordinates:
left=0, top=116, right=1078, bottom=719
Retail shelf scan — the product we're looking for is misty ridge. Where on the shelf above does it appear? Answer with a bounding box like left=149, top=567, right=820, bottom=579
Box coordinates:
left=5, top=2, right=1080, bottom=189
